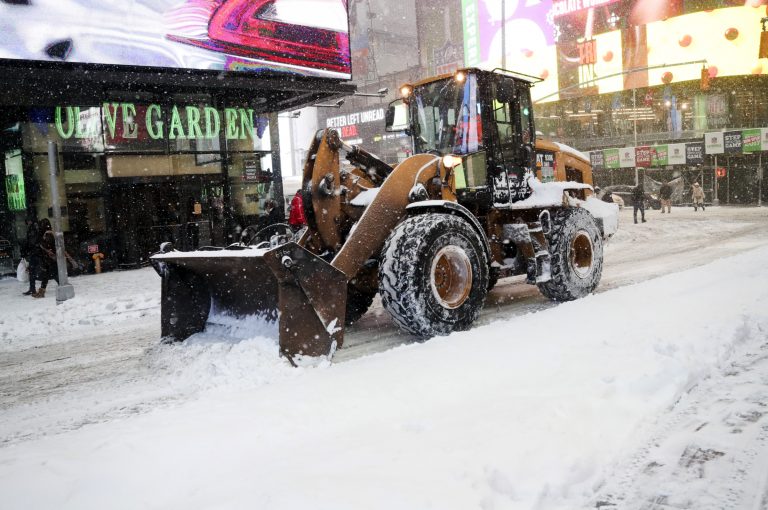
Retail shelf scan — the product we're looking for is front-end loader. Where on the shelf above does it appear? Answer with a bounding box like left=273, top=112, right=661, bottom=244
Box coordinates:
left=151, top=68, right=618, bottom=363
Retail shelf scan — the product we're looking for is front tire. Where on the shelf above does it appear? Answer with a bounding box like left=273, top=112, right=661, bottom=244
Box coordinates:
left=537, top=208, right=603, bottom=301
left=379, top=214, right=489, bottom=337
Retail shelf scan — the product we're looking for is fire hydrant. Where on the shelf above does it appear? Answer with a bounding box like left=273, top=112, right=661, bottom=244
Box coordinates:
left=92, top=252, right=104, bottom=274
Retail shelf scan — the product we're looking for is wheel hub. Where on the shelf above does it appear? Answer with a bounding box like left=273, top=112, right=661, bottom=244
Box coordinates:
left=569, top=231, right=594, bottom=279
left=430, top=246, right=473, bottom=309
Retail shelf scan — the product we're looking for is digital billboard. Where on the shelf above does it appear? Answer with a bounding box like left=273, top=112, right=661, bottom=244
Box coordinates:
left=462, top=1, right=768, bottom=102
left=0, top=0, right=351, bottom=80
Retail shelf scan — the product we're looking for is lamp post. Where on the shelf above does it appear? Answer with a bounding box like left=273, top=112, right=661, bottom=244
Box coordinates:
left=47, top=142, right=75, bottom=303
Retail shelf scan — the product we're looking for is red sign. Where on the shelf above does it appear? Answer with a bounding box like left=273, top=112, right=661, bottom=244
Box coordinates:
left=87, top=244, right=99, bottom=254
left=635, top=146, right=652, bottom=167
left=578, top=40, right=597, bottom=66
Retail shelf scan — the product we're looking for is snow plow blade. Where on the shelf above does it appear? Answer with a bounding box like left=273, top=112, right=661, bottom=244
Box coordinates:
left=151, top=243, right=347, bottom=362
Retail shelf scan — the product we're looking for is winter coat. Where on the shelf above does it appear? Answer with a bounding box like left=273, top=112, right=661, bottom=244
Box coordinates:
left=288, top=193, right=307, bottom=226
left=659, top=184, right=672, bottom=200
left=692, top=185, right=705, bottom=201
left=22, top=223, right=41, bottom=260
left=601, top=192, right=614, bottom=203
left=632, top=186, right=645, bottom=202
left=39, top=230, right=58, bottom=270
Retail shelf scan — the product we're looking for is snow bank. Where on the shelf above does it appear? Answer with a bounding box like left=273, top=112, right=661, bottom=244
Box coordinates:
left=1, top=246, right=767, bottom=510
left=0, top=268, right=160, bottom=353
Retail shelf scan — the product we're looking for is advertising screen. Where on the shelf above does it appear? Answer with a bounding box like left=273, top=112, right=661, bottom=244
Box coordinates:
left=462, top=0, right=767, bottom=102
left=0, top=0, right=351, bottom=80
left=4, top=150, right=26, bottom=212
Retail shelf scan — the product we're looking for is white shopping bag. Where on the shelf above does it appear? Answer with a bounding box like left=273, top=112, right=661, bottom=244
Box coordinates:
left=16, top=258, right=29, bottom=283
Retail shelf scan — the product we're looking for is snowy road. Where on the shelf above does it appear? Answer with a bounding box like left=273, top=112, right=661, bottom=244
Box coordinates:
left=1, top=206, right=767, bottom=509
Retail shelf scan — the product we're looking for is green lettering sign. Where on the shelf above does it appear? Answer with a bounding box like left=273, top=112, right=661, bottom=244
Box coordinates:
left=239, top=108, right=254, bottom=140
left=168, top=105, right=186, bottom=140
left=146, top=104, right=164, bottom=139
left=122, top=103, right=138, bottom=139
left=225, top=108, right=239, bottom=139
left=103, top=103, right=119, bottom=139
left=204, top=106, right=220, bottom=139
left=186, top=106, right=204, bottom=139
left=55, top=107, right=75, bottom=139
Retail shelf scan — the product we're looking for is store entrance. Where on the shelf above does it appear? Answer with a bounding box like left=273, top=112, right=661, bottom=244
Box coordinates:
left=109, top=178, right=225, bottom=266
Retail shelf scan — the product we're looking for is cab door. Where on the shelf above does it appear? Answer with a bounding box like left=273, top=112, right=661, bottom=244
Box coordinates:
left=488, top=75, right=535, bottom=204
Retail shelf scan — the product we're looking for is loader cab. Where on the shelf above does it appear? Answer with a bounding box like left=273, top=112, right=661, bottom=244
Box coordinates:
left=385, top=68, right=538, bottom=205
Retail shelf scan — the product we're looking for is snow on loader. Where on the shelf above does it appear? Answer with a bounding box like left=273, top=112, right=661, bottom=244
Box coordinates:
left=151, top=68, right=617, bottom=364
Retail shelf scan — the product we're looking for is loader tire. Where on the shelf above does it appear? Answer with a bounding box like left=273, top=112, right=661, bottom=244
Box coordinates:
left=345, top=284, right=376, bottom=326
left=537, top=208, right=603, bottom=301
left=379, top=213, right=488, bottom=338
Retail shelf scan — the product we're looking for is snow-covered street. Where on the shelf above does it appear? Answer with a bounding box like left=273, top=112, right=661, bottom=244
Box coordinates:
left=1, top=206, right=768, bottom=509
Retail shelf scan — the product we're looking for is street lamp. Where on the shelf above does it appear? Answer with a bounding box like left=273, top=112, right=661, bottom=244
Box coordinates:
left=314, top=98, right=345, bottom=108
left=353, top=87, right=388, bottom=98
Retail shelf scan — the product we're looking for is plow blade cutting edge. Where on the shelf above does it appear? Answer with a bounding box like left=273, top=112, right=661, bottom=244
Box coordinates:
left=151, top=242, right=348, bottom=363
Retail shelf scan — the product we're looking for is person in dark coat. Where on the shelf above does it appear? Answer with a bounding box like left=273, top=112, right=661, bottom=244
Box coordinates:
left=33, top=218, right=59, bottom=298
left=632, top=184, right=646, bottom=224
left=21, top=217, right=41, bottom=296
left=659, top=181, right=672, bottom=213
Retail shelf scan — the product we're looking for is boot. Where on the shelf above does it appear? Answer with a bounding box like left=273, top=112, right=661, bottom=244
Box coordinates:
left=32, top=288, right=46, bottom=298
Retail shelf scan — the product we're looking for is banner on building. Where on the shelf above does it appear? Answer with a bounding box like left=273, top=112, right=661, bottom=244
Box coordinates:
left=604, top=148, right=620, bottom=169
left=635, top=146, right=652, bottom=167
left=724, top=131, right=743, bottom=153
left=705, top=132, right=724, bottom=154
left=685, top=142, right=704, bottom=164
left=618, top=147, right=635, bottom=168
left=667, top=143, right=686, bottom=165
left=742, top=129, right=761, bottom=153
left=651, top=145, right=668, bottom=167
left=589, top=151, right=604, bottom=169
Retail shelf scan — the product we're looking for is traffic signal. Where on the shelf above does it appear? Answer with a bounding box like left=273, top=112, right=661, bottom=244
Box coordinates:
left=700, top=66, right=710, bottom=91
left=716, top=167, right=727, bottom=178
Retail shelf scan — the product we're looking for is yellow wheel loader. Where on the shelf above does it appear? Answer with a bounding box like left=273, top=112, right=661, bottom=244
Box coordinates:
left=151, top=68, right=617, bottom=363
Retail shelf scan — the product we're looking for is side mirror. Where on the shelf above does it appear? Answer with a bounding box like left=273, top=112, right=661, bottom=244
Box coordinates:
left=385, top=99, right=410, bottom=132
left=495, top=76, right=516, bottom=104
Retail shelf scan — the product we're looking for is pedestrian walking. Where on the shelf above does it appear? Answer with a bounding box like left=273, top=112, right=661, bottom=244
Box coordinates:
left=33, top=218, right=59, bottom=298
left=21, top=217, right=41, bottom=296
left=659, top=181, right=672, bottom=213
left=632, top=183, right=646, bottom=224
left=288, top=190, right=307, bottom=231
left=692, top=182, right=706, bottom=211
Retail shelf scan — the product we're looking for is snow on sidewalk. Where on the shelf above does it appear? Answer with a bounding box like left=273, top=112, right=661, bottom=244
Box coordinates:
left=0, top=246, right=767, bottom=510
left=0, top=267, right=160, bottom=352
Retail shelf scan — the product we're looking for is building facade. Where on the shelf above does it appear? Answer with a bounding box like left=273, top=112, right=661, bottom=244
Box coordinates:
left=0, top=0, right=354, bottom=269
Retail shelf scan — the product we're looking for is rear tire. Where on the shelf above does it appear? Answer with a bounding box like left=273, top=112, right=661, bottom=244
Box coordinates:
left=379, top=214, right=488, bottom=337
left=537, top=208, right=603, bottom=301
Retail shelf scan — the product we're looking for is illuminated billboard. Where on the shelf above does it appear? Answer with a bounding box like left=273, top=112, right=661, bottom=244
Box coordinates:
left=462, top=1, right=767, bottom=102
left=0, top=0, right=351, bottom=80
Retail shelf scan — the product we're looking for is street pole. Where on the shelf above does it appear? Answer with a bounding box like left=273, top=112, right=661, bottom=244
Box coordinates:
left=501, top=0, right=506, bottom=69
left=47, top=141, right=75, bottom=303
left=713, top=155, right=719, bottom=206
left=759, top=153, right=763, bottom=207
